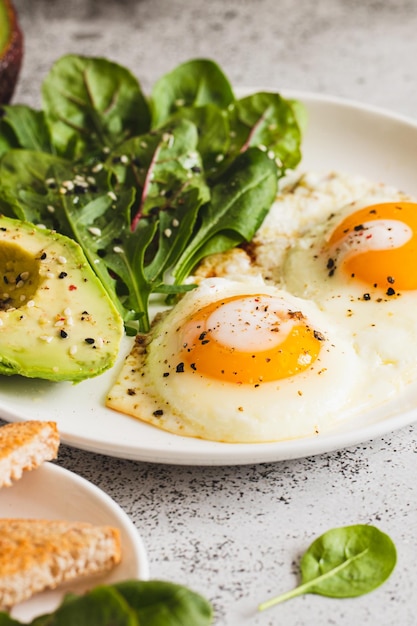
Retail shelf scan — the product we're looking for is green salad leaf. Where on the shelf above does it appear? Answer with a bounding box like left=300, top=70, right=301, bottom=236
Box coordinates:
left=0, top=580, right=213, bottom=626
left=258, top=524, right=397, bottom=611
left=0, top=55, right=305, bottom=332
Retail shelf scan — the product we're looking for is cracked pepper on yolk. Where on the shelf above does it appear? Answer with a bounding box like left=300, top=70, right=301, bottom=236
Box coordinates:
left=327, top=202, right=417, bottom=291
left=178, top=294, right=323, bottom=384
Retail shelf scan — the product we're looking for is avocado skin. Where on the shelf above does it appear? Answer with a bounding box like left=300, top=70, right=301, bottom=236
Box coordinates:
left=0, top=216, right=124, bottom=382
left=0, top=0, right=23, bottom=104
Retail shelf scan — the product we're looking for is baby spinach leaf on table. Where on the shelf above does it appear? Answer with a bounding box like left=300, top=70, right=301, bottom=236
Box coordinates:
left=172, top=146, right=278, bottom=284
left=42, top=55, right=151, bottom=160
left=258, top=524, right=397, bottom=611
left=150, top=58, right=234, bottom=128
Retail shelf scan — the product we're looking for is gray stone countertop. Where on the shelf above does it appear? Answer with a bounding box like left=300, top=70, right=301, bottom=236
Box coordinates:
left=3, top=1, right=417, bottom=624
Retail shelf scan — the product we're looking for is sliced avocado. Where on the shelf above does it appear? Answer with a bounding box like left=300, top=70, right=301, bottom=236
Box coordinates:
left=0, top=0, right=23, bottom=104
left=0, top=215, right=124, bottom=382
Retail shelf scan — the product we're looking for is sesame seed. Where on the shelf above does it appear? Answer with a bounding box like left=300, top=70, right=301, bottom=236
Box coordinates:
left=40, top=335, right=53, bottom=343
left=92, top=163, right=103, bottom=173
left=215, top=154, right=224, bottom=163
left=0, top=319, right=3, bottom=326
left=69, top=345, right=78, bottom=355
left=267, top=150, right=275, bottom=160
left=258, top=144, right=267, bottom=152
left=47, top=205, right=55, bottom=213
left=27, top=300, right=35, bottom=307
left=66, top=316, right=74, bottom=326
left=73, top=196, right=80, bottom=205
left=85, top=337, right=95, bottom=344
left=172, top=218, right=179, bottom=227
left=88, top=227, right=102, bottom=237
left=64, top=307, right=72, bottom=316
left=16, top=280, right=24, bottom=289
left=96, top=337, right=104, bottom=349
left=107, top=191, right=117, bottom=201
left=20, top=272, right=29, bottom=281
left=120, top=155, right=129, bottom=164
left=164, top=228, right=172, bottom=238
left=54, top=320, right=65, bottom=327
left=57, top=256, right=67, bottom=264
left=87, top=176, right=96, bottom=185
left=19, top=295, right=26, bottom=302
left=60, top=329, right=68, bottom=338
left=36, top=224, right=47, bottom=229
left=113, top=246, right=123, bottom=253
left=46, top=272, right=55, bottom=279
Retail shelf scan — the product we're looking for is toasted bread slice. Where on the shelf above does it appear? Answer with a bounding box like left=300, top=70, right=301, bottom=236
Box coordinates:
left=0, top=421, right=60, bottom=488
left=0, top=519, right=122, bottom=610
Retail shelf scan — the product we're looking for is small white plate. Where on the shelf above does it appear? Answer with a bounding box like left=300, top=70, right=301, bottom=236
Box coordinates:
left=0, top=462, right=149, bottom=622
left=1, top=92, right=417, bottom=465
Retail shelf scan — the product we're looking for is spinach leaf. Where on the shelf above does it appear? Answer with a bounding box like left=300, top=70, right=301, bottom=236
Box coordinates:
left=42, top=55, right=151, bottom=160
left=0, top=580, right=212, bottom=626
left=1, top=105, right=53, bottom=153
left=115, top=580, right=213, bottom=626
left=228, top=92, right=303, bottom=176
left=258, top=524, right=397, bottom=611
left=173, top=147, right=278, bottom=283
left=0, top=615, right=23, bottom=625
left=0, top=54, right=305, bottom=332
left=30, top=586, right=137, bottom=626
left=150, top=59, right=234, bottom=128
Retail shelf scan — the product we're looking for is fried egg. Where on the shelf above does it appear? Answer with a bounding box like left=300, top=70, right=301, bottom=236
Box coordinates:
left=283, top=196, right=417, bottom=392
left=107, top=277, right=366, bottom=443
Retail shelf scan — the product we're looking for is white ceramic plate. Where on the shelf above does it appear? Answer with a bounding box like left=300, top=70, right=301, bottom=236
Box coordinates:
left=0, top=462, right=149, bottom=621
left=1, top=92, right=417, bottom=465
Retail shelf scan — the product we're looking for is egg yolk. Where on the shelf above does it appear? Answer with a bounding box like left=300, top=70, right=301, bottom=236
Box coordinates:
left=178, top=294, right=323, bottom=384
left=327, top=202, right=417, bottom=292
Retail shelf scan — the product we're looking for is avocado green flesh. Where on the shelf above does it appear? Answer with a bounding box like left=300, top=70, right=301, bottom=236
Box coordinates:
left=0, top=2, right=11, bottom=55
left=0, top=216, right=124, bottom=382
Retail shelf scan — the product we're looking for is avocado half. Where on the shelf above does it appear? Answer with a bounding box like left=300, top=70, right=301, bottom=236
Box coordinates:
left=0, top=0, right=23, bottom=104
left=0, top=216, right=124, bottom=382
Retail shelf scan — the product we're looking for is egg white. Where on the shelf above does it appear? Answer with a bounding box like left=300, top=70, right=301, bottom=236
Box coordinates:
left=107, top=277, right=368, bottom=443
left=283, top=194, right=417, bottom=397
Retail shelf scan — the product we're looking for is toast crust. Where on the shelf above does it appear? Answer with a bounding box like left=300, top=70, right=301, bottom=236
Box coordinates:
left=0, top=421, right=59, bottom=487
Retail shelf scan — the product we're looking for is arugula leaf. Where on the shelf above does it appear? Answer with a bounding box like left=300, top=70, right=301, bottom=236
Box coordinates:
left=150, top=59, right=234, bottom=128
left=258, top=524, right=397, bottom=611
left=42, top=55, right=151, bottom=160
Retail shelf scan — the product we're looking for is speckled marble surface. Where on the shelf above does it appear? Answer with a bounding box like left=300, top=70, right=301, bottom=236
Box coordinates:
left=3, top=0, right=417, bottom=624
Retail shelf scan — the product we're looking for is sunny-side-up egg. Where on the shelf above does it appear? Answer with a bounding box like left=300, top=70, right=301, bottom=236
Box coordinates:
left=283, top=195, right=417, bottom=401
left=106, top=277, right=367, bottom=443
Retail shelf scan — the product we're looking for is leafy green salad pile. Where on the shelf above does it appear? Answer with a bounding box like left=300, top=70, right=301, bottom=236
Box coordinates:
left=0, top=525, right=397, bottom=625
left=0, top=55, right=305, bottom=333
